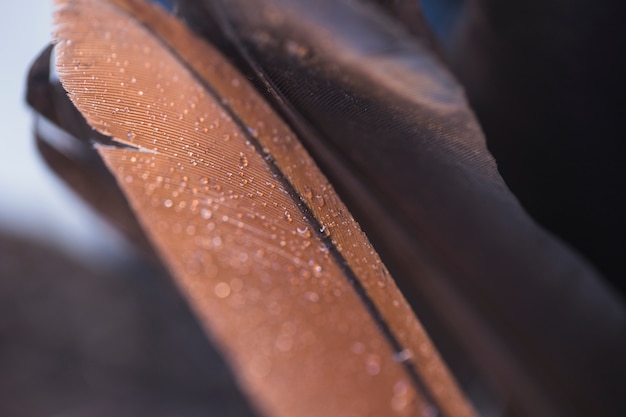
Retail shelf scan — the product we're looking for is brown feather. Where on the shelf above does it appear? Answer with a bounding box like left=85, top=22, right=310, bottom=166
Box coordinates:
left=53, top=1, right=476, bottom=416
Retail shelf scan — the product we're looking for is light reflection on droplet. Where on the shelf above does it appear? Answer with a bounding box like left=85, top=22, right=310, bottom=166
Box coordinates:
left=296, top=226, right=310, bottom=237
left=391, top=379, right=413, bottom=412
left=304, top=291, right=319, bottom=302
left=285, top=39, right=310, bottom=59
left=365, top=354, right=381, bottom=375
left=200, top=208, right=212, bottom=219
left=239, top=152, right=249, bottom=168
left=393, top=349, right=413, bottom=363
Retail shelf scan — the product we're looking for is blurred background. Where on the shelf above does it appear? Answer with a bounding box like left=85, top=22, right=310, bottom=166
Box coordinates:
left=0, top=2, right=134, bottom=262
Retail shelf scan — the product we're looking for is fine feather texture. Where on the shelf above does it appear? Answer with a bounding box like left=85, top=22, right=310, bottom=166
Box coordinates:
left=191, top=2, right=626, bottom=417
left=53, top=1, right=476, bottom=416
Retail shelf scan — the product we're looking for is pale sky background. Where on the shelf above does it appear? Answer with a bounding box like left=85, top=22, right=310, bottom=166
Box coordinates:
left=0, top=1, right=130, bottom=262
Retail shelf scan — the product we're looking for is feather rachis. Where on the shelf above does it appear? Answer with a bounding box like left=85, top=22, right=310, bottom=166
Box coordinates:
left=53, top=1, right=475, bottom=416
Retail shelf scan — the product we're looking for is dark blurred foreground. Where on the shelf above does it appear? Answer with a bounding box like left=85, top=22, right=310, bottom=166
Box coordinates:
left=0, top=230, right=257, bottom=417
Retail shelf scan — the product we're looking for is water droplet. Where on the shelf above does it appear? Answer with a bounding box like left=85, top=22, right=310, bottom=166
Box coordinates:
left=296, top=226, right=310, bottom=237
left=212, top=236, right=222, bottom=247
left=391, top=379, right=413, bottom=412
left=247, top=126, right=258, bottom=137
left=303, top=186, right=313, bottom=200
left=393, top=349, right=413, bottom=363
left=365, top=354, right=381, bottom=375
left=285, top=40, right=310, bottom=59
left=316, top=195, right=325, bottom=207
left=201, top=208, right=213, bottom=219
left=126, top=131, right=136, bottom=139
left=239, top=152, right=249, bottom=168
left=164, top=199, right=173, bottom=208
left=304, top=291, right=319, bottom=302
left=214, top=282, right=231, bottom=298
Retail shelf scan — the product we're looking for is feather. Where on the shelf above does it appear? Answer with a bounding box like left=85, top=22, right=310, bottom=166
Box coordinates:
left=53, top=1, right=476, bottom=416
left=187, top=2, right=626, bottom=417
